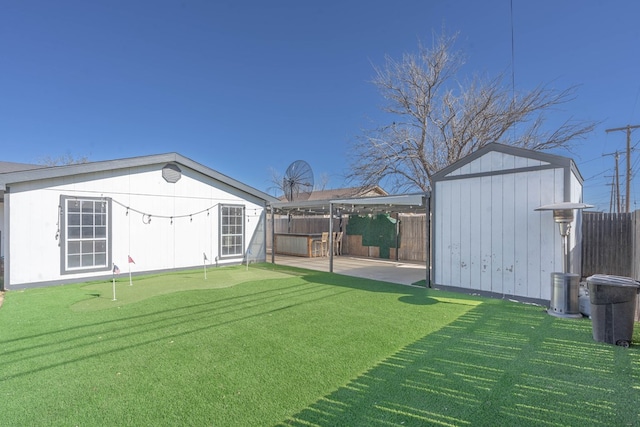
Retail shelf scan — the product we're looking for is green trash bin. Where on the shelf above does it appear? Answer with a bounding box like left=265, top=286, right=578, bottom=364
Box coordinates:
left=586, top=275, right=640, bottom=347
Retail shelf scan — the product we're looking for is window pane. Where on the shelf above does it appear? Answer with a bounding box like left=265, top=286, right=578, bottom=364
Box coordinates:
left=82, top=241, right=94, bottom=253
left=95, top=226, right=106, bottom=238
left=95, top=240, right=106, bottom=252
left=68, top=201, right=80, bottom=213
left=82, top=201, right=94, bottom=212
left=68, top=255, right=81, bottom=268
left=81, top=254, right=93, bottom=266
left=95, top=253, right=106, bottom=265
left=68, top=213, right=81, bottom=226
left=68, top=241, right=81, bottom=255
left=82, top=227, right=94, bottom=238
left=82, top=214, right=94, bottom=225
left=95, top=214, right=106, bottom=226
left=68, top=227, right=81, bottom=238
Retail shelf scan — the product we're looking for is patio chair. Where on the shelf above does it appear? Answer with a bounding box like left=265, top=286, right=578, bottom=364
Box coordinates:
left=313, top=232, right=329, bottom=257
left=333, top=231, right=343, bottom=255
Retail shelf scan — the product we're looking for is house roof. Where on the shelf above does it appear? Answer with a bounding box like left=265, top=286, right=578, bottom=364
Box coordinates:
left=278, top=185, right=387, bottom=202
left=0, top=161, right=43, bottom=174
left=0, top=153, right=278, bottom=203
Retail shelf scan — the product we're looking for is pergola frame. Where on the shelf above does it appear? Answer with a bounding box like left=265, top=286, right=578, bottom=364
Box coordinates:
left=269, top=193, right=432, bottom=286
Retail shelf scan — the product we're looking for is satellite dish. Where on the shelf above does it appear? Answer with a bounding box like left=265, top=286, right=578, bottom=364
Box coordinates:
left=283, top=160, right=314, bottom=201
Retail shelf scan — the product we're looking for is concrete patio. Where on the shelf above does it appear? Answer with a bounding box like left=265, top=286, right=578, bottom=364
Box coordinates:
left=269, top=254, right=428, bottom=286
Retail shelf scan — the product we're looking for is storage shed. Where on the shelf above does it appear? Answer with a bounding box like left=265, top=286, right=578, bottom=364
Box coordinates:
left=431, top=143, right=585, bottom=301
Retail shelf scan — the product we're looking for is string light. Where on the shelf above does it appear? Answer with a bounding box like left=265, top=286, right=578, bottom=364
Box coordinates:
left=108, top=197, right=267, bottom=226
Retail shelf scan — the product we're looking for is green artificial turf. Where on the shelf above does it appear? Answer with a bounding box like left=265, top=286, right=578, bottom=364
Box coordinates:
left=1, top=264, right=639, bottom=426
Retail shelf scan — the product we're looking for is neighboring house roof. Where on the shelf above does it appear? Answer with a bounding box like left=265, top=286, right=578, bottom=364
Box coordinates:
left=0, top=153, right=278, bottom=203
left=0, top=161, right=43, bottom=174
left=278, top=185, right=387, bottom=202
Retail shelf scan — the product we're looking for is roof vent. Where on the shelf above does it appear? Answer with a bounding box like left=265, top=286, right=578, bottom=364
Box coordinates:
left=162, top=163, right=181, bottom=183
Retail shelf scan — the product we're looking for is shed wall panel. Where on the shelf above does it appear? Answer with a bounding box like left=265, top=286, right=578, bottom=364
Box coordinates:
left=435, top=162, right=573, bottom=300
left=501, top=166, right=516, bottom=296
left=459, top=178, right=472, bottom=288
left=468, top=176, right=482, bottom=288
left=513, top=171, right=529, bottom=297
left=490, top=174, right=504, bottom=294
left=479, top=175, right=493, bottom=292
left=449, top=179, right=462, bottom=287
left=526, top=170, right=543, bottom=298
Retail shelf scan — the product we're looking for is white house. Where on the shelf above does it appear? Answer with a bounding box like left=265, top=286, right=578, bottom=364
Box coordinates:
left=431, top=143, right=585, bottom=301
left=0, top=153, right=277, bottom=289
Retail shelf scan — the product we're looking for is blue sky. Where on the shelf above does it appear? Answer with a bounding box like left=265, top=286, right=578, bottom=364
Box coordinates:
left=1, top=1, right=639, bottom=210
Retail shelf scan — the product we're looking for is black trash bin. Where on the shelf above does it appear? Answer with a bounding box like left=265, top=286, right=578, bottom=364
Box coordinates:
left=586, top=275, right=640, bottom=347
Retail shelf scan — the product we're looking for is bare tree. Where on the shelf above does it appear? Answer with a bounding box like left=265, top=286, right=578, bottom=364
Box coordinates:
left=348, top=31, right=596, bottom=193
left=38, top=153, right=90, bottom=166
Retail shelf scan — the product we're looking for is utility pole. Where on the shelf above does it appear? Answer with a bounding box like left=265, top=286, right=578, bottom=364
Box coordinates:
left=603, top=151, right=622, bottom=213
left=606, top=124, right=640, bottom=213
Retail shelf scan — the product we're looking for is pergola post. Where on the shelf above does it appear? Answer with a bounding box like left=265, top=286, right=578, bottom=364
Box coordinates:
left=426, top=195, right=431, bottom=288
left=329, top=202, right=334, bottom=273
left=270, top=206, right=275, bottom=265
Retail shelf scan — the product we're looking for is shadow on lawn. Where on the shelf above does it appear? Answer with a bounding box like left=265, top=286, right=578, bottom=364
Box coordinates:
left=1, top=267, right=439, bottom=380
left=279, top=300, right=640, bottom=427
left=3, top=284, right=378, bottom=385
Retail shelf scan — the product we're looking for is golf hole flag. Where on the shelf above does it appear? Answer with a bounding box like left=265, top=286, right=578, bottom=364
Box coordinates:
left=128, top=255, right=135, bottom=286
left=112, top=263, right=120, bottom=301
left=203, top=252, right=208, bottom=280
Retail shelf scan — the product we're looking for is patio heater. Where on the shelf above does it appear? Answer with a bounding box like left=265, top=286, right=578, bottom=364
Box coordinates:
left=535, top=202, right=592, bottom=318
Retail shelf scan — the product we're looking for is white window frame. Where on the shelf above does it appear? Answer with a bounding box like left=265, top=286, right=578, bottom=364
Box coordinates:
left=219, top=204, right=244, bottom=258
left=61, top=196, right=112, bottom=274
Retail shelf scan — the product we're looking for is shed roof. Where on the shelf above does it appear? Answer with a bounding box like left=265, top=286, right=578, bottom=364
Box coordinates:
left=0, top=153, right=278, bottom=203
left=431, top=142, right=582, bottom=183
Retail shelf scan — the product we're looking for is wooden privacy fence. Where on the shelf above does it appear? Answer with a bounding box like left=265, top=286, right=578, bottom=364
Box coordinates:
left=581, top=211, right=640, bottom=321
left=581, top=212, right=633, bottom=278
